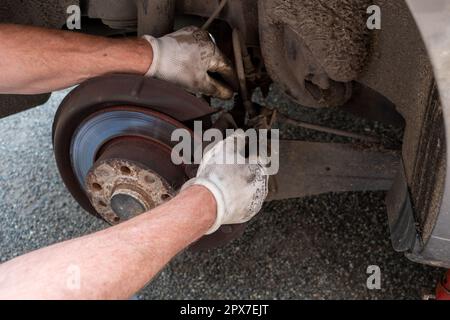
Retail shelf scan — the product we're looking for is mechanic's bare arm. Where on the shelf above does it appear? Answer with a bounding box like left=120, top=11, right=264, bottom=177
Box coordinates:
left=0, top=24, right=234, bottom=98
left=0, top=24, right=152, bottom=94
left=0, top=186, right=216, bottom=300
left=0, top=132, right=268, bottom=299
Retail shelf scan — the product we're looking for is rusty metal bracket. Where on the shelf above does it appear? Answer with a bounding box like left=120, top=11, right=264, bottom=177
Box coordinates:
left=267, top=140, right=400, bottom=201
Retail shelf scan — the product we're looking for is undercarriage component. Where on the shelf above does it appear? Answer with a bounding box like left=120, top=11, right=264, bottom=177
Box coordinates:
left=52, top=74, right=213, bottom=215
left=175, top=0, right=259, bottom=46
left=201, top=0, right=228, bottom=30
left=77, top=111, right=187, bottom=223
left=258, top=0, right=371, bottom=108
left=137, top=0, right=175, bottom=36
left=85, top=0, right=137, bottom=29
left=338, top=83, right=405, bottom=128
left=87, top=0, right=176, bottom=36
left=275, top=111, right=379, bottom=142
left=87, top=157, right=172, bottom=223
left=268, top=140, right=400, bottom=201
left=53, top=74, right=249, bottom=249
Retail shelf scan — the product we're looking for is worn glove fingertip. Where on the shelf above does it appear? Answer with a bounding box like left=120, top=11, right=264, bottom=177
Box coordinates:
left=216, top=88, right=234, bottom=100
left=208, top=78, right=234, bottom=100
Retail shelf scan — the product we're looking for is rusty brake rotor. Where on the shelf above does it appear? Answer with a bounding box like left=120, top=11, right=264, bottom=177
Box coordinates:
left=53, top=74, right=247, bottom=249
left=53, top=74, right=213, bottom=218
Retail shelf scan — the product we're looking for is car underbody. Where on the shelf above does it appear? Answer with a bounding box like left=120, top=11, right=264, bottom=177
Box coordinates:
left=0, top=0, right=449, bottom=269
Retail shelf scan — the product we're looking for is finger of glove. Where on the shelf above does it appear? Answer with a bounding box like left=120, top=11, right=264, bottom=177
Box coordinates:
left=203, top=75, right=234, bottom=100
left=166, top=25, right=199, bottom=38
left=208, top=50, right=239, bottom=91
left=225, top=132, right=269, bottom=173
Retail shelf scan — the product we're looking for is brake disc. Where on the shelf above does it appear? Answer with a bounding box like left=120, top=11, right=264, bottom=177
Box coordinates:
left=53, top=74, right=213, bottom=219
left=53, top=74, right=247, bottom=249
left=71, top=107, right=191, bottom=223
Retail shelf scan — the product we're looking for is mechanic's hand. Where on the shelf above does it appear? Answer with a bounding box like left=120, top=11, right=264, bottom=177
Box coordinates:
left=143, top=26, right=236, bottom=99
left=181, top=131, right=269, bottom=234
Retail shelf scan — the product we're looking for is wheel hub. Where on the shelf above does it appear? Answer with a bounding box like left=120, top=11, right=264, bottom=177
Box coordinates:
left=73, top=113, right=186, bottom=223
left=53, top=74, right=246, bottom=249
left=85, top=157, right=172, bottom=223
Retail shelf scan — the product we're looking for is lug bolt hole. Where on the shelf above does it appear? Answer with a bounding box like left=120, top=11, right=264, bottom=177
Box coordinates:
left=120, top=166, right=131, bottom=175
left=161, top=194, right=171, bottom=201
left=113, top=216, right=120, bottom=222
left=145, top=176, right=155, bottom=184
left=92, top=183, right=102, bottom=191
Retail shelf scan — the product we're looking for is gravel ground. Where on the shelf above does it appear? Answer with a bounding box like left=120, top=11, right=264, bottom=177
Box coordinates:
left=0, top=88, right=444, bottom=299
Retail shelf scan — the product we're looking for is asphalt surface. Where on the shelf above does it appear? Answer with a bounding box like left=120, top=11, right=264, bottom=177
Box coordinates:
left=0, top=87, right=444, bottom=299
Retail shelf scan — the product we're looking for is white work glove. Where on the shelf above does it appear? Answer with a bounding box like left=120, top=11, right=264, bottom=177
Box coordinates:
left=181, top=131, right=269, bottom=234
left=143, top=26, right=236, bottom=99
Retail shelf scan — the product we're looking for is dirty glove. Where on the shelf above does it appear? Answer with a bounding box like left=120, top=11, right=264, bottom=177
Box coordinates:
left=181, top=131, right=269, bottom=234
left=143, top=26, right=236, bottom=99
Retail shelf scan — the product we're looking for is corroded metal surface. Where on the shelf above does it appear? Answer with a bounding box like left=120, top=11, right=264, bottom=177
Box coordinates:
left=53, top=75, right=213, bottom=216
left=84, top=134, right=181, bottom=224
left=267, top=140, right=400, bottom=201
left=258, top=0, right=371, bottom=107
left=86, top=159, right=172, bottom=224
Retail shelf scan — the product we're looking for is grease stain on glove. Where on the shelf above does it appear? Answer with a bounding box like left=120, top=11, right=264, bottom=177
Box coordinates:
left=143, top=26, right=236, bottom=99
